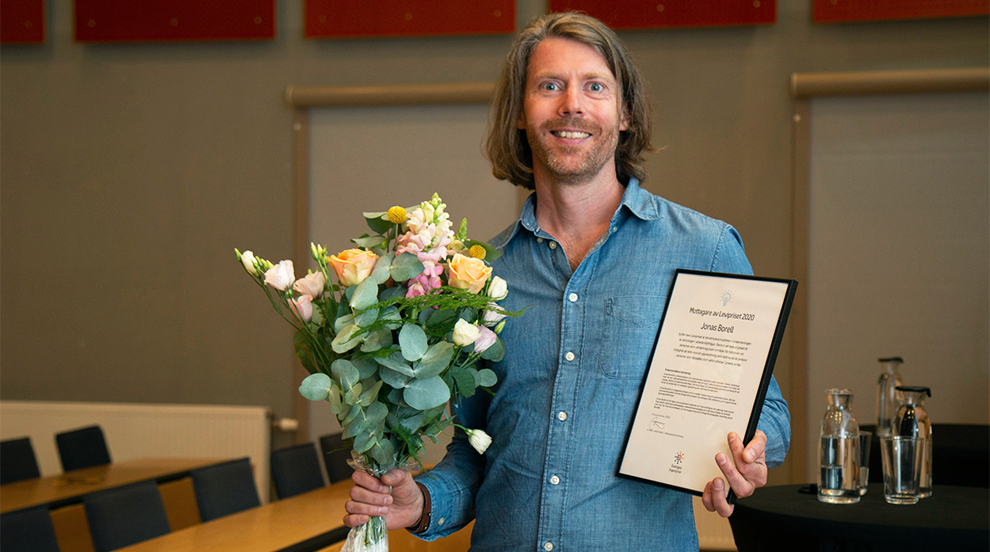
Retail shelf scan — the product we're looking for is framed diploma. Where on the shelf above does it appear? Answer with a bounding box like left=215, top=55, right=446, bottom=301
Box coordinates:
left=618, top=269, right=797, bottom=500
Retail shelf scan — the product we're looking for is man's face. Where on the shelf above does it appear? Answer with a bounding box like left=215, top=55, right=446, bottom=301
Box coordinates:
left=518, top=37, right=629, bottom=186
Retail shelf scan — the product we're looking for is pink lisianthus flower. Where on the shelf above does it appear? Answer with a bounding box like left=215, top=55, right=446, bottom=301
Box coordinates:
left=289, top=294, right=313, bottom=322
left=473, top=325, right=497, bottom=354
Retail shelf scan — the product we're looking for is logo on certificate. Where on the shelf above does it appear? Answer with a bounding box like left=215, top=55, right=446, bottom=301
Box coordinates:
left=721, top=289, right=733, bottom=306
left=674, top=451, right=684, bottom=464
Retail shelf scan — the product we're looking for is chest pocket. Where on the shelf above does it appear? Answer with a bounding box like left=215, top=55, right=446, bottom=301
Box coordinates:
left=597, top=295, right=666, bottom=379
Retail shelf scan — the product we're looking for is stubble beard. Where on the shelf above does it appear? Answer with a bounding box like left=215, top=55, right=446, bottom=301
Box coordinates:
left=526, top=117, right=621, bottom=187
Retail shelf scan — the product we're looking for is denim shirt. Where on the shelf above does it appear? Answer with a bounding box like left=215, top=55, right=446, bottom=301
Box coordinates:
left=416, top=179, right=791, bottom=551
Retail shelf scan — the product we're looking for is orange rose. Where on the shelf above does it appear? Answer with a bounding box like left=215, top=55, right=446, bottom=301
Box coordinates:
left=446, top=253, right=492, bottom=294
left=328, top=248, right=378, bottom=287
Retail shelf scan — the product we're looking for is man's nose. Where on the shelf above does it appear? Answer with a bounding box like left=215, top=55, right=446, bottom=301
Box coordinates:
left=558, top=87, right=584, bottom=117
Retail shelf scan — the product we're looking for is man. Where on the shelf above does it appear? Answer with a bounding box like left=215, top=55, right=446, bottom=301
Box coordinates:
left=345, top=12, right=790, bottom=550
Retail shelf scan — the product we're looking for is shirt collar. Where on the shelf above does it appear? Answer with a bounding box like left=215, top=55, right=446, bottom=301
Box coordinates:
left=492, top=177, right=660, bottom=252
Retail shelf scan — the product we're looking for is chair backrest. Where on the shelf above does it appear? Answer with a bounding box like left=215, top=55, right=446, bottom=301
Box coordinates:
left=190, top=457, right=260, bottom=522
left=1, top=437, right=41, bottom=484
left=271, top=442, right=326, bottom=499
left=319, top=433, right=354, bottom=484
left=55, top=425, right=111, bottom=472
left=0, top=505, right=61, bottom=552
left=83, top=480, right=171, bottom=552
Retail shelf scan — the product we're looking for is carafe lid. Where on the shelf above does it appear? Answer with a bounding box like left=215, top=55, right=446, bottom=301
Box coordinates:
left=895, top=386, right=931, bottom=397
left=878, top=357, right=904, bottom=363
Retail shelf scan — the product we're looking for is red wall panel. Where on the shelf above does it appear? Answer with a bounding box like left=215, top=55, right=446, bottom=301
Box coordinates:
left=75, top=0, right=275, bottom=42
left=305, top=0, right=515, bottom=38
left=1, top=0, right=45, bottom=44
left=813, top=0, right=989, bottom=23
left=549, top=0, right=776, bottom=29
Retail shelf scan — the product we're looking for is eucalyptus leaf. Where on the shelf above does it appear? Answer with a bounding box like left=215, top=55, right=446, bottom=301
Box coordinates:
left=360, top=330, right=385, bottom=352
left=398, top=324, right=428, bottom=362
left=452, top=367, right=477, bottom=398
left=379, top=286, right=405, bottom=302
left=331, top=324, right=364, bottom=354
left=351, top=235, right=387, bottom=249
left=386, top=387, right=405, bottom=406
left=380, top=306, right=402, bottom=330
left=369, top=438, right=395, bottom=466
left=331, top=359, right=361, bottom=389
left=358, top=380, right=384, bottom=407
left=370, top=252, right=394, bottom=285
left=334, top=313, right=355, bottom=334
left=390, top=253, right=424, bottom=282
left=354, top=307, right=379, bottom=328
left=399, top=412, right=424, bottom=433
left=426, top=309, right=458, bottom=330
left=327, top=386, right=344, bottom=415
left=350, top=278, right=379, bottom=311
left=352, top=356, right=379, bottom=379
left=379, top=366, right=411, bottom=389
left=353, top=431, right=379, bottom=454
left=403, top=376, right=451, bottom=410
left=375, top=351, right=415, bottom=376
left=474, top=368, right=498, bottom=387
left=298, top=373, right=332, bottom=401
left=414, top=342, right=454, bottom=379
left=480, top=337, right=505, bottom=362
left=343, top=382, right=363, bottom=405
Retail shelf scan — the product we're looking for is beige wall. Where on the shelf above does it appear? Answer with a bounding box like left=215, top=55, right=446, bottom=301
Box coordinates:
left=2, top=2, right=987, bottom=479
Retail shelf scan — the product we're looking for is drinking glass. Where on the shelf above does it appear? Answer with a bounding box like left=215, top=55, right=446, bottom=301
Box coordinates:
left=858, top=430, right=872, bottom=495
left=880, top=435, right=922, bottom=505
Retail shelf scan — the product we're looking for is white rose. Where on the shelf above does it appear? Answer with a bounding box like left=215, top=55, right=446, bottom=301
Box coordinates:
left=486, top=276, right=508, bottom=300
left=264, top=260, right=295, bottom=291
left=452, top=319, right=480, bottom=347
left=464, top=428, right=492, bottom=454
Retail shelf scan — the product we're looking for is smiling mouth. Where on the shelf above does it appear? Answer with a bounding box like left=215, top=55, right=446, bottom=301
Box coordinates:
left=552, top=130, right=591, bottom=139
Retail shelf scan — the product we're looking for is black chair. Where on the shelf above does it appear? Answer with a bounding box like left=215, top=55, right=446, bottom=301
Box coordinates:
left=55, top=425, right=111, bottom=472
left=271, top=442, right=326, bottom=499
left=190, top=457, right=260, bottom=522
left=1, top=437, right=41, bottom=484
left=0, top=505, right=60, bottom=552
left=319, top=433, right=354, bottom=484
left=83, top=480, right=171, bottom=552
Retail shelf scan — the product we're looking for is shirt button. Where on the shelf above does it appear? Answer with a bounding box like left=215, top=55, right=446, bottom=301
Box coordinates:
left=568, top=293, right=578, bottom=302
left=550, top=475, right=560, bottom=485
left=537, top=237, right=544, bottom=243
left=557, top=411, right=567, bottom=421
left=437, top=517, right=445, bottom=526
left=548, top=241, right=557, bottom=250
left=544, top=543, right=554, bottom=551
left=565, top=352, right=575, bottom=362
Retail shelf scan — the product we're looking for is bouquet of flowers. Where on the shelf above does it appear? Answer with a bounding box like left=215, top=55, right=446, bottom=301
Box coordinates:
left=236, top=194, right=517, bottom=551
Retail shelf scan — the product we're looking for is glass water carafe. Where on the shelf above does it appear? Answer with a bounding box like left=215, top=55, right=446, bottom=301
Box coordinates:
left=876, top=357, right=904, bottom=436
left=894, top=386, right=932, bottom=498
left=819, top=388, right=861, bottom=504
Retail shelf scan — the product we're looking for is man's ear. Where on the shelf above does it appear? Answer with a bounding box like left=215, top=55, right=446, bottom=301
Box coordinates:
left=619, top=103, right=630, bottom=132
left=517, top=110, right=527, bottom=130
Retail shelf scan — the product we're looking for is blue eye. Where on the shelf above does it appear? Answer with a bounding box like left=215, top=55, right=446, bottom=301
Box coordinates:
left=589, top=83, right=604, bottom=92
left=541, top=82, right=559, bottom=92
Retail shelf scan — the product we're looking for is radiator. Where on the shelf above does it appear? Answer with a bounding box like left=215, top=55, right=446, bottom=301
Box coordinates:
left=0, top=401, right=271, bottom=502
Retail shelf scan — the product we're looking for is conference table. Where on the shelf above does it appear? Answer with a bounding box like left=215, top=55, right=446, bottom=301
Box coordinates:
left=0, top=457, right=224, bottom=514
left=729, top=483, right=990, bottom=552
left=118, top=480, right=353, bottom=552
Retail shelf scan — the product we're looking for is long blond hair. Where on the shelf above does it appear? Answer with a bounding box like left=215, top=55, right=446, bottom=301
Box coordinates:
left=485, top=12, right=655, bottom=190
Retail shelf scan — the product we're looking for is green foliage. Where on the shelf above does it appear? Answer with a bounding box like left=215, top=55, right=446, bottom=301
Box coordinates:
left=239, top=195, right=520, bottom=472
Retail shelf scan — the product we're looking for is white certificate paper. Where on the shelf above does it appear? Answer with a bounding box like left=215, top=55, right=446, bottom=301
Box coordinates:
left=618, top=270, right=796, bottom=499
